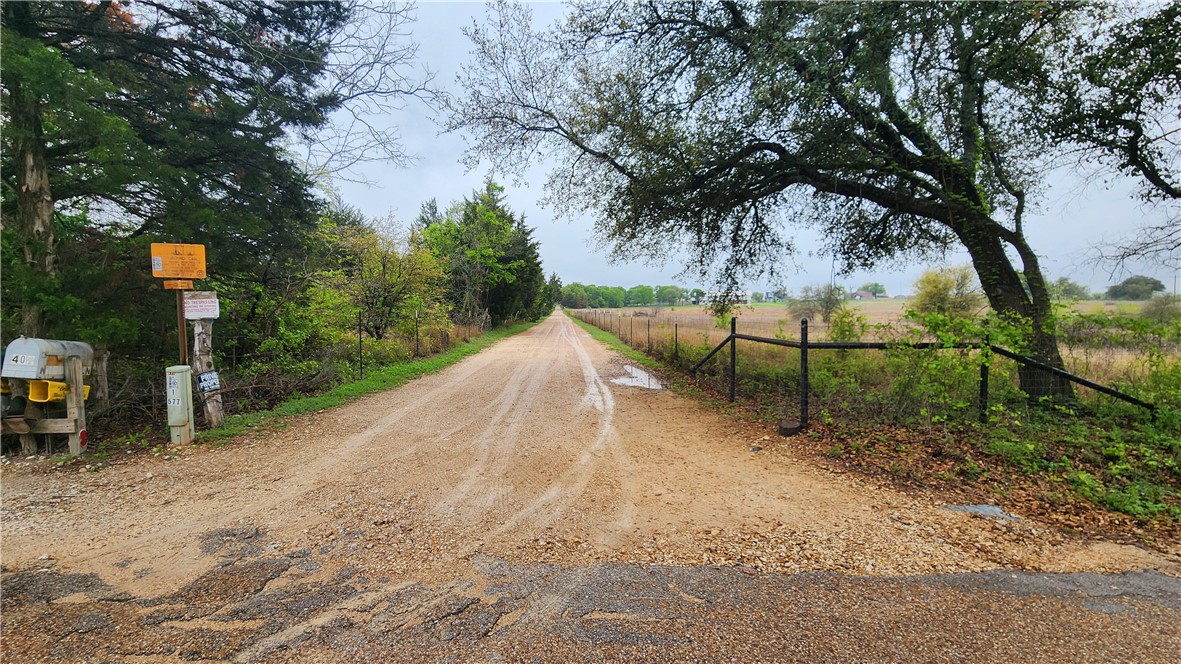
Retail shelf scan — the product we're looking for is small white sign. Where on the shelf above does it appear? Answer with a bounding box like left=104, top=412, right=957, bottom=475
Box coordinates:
left=196, top=371, right=220, bottom=394
left=183, top=291, right=220, bottom=319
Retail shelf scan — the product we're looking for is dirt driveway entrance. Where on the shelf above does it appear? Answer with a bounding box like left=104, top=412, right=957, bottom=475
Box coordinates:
left=3, top=311, right=1179, bottom=661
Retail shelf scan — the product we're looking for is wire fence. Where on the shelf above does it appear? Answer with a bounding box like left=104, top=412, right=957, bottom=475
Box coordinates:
left=568, top=308, right=1157, bottom=434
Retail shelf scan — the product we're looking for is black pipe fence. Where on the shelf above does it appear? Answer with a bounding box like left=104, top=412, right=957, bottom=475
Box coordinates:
left=688, top=317, right=1156, bottom=433
left=570, top=310, right=1157, bottom=434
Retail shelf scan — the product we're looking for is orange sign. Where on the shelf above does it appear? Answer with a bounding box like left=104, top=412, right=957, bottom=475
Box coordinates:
left=150, top=243, right=206, bottom=279
left=163, top=280, right=194, bottom=290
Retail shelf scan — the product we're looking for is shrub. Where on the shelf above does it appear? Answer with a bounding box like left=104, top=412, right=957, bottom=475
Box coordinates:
left=912, top=265, right=983, bottom=319
left=1142, top=295, right=1181, bottom=325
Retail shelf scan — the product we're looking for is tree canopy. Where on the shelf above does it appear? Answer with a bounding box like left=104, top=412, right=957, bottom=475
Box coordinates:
left=1, top=0, right=429, bottom=340
left=447, top=1, right=1179, bottom=397
left=420, top=181, right=552, bottom=326
left=1106, top=275, right=1167, bottom=301
left=1043, top=3, right=1180, bottom=267
left=913, top=266, right=984, bottom=320
left=789, top=284, right=846, bottom=325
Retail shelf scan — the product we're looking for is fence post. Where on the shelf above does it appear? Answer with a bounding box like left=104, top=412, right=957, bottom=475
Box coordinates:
left=729, top=316, right=737, bottom=402
left=674, top=322, right=679, bottom=365
left=647, top=318, right=651, bottom=353
left=800, top=319, right=809, bottom=430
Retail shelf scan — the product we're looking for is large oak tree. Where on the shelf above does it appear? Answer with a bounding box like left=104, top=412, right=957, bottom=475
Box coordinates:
left=447, top=0, right=1179, bottom=398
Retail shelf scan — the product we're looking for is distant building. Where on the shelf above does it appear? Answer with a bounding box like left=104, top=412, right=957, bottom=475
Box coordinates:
left=703, top=290, right=752, bottom=305
left=848, top=290, right=877, bottom=300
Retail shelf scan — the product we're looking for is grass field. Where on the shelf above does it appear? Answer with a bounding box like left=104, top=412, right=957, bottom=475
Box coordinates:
left=572, top=298, right=1166, bottom=392
left=566, top=301, right=1181, bottom=527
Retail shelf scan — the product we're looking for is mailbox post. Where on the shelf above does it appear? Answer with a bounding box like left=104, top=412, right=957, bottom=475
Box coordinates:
left=166, top=365, right=195, bottom=445
left=1, top=337, right=93, bottom=456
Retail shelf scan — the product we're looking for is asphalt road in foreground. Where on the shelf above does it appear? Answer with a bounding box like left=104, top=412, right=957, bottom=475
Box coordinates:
left=3, top=552, right=1179, bottom=662
left=3, top=311, right=1179, bottom=661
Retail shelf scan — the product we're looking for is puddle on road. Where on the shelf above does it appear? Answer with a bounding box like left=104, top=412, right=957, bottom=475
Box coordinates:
left=942, top=504, right=1020, bottom=522
left=610, top=365, right=663, bottom=390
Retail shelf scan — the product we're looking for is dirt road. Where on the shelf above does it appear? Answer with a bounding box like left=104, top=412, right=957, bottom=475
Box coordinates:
left=3, top=311, right=1180, bottom=661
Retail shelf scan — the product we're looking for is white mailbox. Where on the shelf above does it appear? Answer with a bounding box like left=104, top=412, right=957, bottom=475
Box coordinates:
left=2, top=337, right=94, bottom=381
left=1, top=337, right=92, bottom=456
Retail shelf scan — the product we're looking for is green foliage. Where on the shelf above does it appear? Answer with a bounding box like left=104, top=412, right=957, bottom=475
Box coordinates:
left=1106, top=275, right=1167, bottom=300
left=421, top=180, right=548, bottom=326
left=200, top=322, right=538, bottom=443
left=1141, top=295, right=1181, bottom=325
left=828, top=309, right=868, bottom=344
left=450, top=0, right=1099, bottom=393
left=560, top=283, right=590, bottom=308
left=542, top=273, right=563, bottom=314
left=655, top=285, right=682, bottom=305
left=332, top=215, right=447, bottom=341
left=625, top=285, right=655, bottom=307
left=1049, top=277, right=1092, bottom=301
left=574, top=293, right=1179, bottom=523
left=859, top=282, right=887, bottom=297
left=561, top=283, right=691, bottom=309
left=789, top=284, right=846, bottom=324
left=1043, top=3, right=1180, bottom=206
left=912, top=266, right=983, bottom=320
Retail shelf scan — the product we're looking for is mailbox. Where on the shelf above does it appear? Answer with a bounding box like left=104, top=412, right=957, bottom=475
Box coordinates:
left=2, top=337, right=94, bottom=381
left=1, top=337, right=92, bottom=456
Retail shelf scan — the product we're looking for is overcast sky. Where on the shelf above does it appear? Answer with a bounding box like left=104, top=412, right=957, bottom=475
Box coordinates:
left=335, top=1, right=1180, bottom=297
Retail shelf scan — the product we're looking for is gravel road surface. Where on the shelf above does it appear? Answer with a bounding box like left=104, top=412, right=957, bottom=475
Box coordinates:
left=3, top=311, right=1179, bottom=661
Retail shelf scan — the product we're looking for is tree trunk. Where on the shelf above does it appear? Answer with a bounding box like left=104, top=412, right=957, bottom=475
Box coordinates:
left=191, top=319, right=225, bottom=428
left=957, top=219, right=1074, bottom=400
left=8, top=73, right=58, bottom=338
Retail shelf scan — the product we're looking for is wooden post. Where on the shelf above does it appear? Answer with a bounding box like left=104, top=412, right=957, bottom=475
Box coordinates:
left=176, top=290, right=188, bottom=365
left=93, top=348, right=110, bottom=405
left=729, top=317, right=737, bottom=402
left=65, top=356, right=87, bottom=456
left=800, top=319, right=809, bottom=430
left=191, top=319, right=225, bottom=428
left=17, top=380, right=39, bottom=455
left=20, top=432, right=38, bottom=456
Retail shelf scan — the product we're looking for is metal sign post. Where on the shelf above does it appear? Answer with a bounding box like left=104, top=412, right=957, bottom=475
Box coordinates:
left=150, top=244, right=215, bottom=437
left=151, top=243, right=207, bottom=365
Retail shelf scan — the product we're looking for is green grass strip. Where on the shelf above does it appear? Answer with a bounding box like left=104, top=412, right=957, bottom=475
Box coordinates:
left=564, top=309, right=666, bottom=372
left=563, top=309, right=764, bottom=413
left=198, top=321, right=538, bottom=443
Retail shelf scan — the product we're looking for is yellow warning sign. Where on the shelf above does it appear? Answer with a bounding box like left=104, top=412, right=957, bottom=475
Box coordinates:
left=150, top=243, right=206, bottom=279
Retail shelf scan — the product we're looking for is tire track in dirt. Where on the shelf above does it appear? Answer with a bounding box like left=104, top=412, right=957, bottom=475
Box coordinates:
left=488, top=314, right=635, bottom=542
left=433, top=322, right=563, bottom=521
left=3, top=308, right=1179, bottom=652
